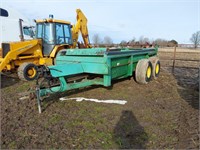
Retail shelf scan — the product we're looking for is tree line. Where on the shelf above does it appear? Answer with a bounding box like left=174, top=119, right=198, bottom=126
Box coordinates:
left=92, top=31, right=200, bottom=48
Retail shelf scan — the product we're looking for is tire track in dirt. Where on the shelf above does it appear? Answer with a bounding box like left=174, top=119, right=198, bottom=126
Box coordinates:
left=160, top=52, right=199, bottom=149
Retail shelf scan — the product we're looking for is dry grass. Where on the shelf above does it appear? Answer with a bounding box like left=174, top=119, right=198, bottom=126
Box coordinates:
left=158, top=47, right=200, bottom=53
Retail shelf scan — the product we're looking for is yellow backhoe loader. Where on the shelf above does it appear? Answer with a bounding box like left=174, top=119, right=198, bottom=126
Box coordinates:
left=0, top=9, right=91, bottom=81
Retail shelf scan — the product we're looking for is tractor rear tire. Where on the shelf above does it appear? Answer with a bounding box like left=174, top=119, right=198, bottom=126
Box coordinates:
left=135, top=59, right=153, bottom=84
left=149, top=57, right=160, bottom=79
left=18, top=63, right=39, bottom=81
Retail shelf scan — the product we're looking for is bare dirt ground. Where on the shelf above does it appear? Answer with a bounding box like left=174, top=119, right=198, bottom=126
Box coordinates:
left=0, top=48, right=199, bottom=149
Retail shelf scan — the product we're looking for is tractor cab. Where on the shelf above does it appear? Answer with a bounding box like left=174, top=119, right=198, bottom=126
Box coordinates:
left=35, top=15, right=73, bottom=56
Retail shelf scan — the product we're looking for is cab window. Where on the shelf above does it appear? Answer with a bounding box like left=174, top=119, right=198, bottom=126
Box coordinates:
left=36, top=23, right=54, bottom=44
left=64, top=24, right=71, bottom=44
left=55, top=23, right=71, bottom=44
left=56, top=24, right=64, bottom=44
left=23, top=26, right=35, bottom=37
left=36, top=24, right=43, bottom=38
left=44, top=23, right=54, bottom=44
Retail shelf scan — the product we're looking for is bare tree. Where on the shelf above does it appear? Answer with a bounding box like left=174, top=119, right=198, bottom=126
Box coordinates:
left=92, top=34, right=101, bottom=47
left=120, top=40, right=127, bottom=47
left=139, top=36, right=149, bottom=44
left=168, top=39, right=178, bottom=47
left=154, top=38, right=168, bottom=47
left=129, top=37, right=136, bottom=46
left=190, top=31, right=200, bottom=48
left=103, top=36, right=113, bottom=46
left=139, top=36, right=144, bottom=44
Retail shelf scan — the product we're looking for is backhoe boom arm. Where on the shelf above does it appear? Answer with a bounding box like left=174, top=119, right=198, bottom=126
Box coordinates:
left=72, top=9, right=91, bottom=48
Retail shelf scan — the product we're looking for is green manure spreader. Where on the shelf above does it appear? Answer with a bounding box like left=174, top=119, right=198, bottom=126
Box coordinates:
left=36, top=47, right=160, bottom=113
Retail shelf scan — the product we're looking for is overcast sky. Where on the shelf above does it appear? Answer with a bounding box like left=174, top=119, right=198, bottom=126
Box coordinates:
left=1, top=0, right=200, bottom=44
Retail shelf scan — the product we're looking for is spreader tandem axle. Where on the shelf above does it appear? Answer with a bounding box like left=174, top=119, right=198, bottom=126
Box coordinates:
left=36, top=47, right=160, bottom=113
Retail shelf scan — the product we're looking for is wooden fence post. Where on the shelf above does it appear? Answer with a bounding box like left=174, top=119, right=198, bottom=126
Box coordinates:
left=172, top=45, right=177, bottom=73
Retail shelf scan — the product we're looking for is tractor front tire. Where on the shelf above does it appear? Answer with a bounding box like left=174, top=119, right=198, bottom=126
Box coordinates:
left=135, top=59, right=153, bottom=84
left=18, top=63, right=39, bottom=81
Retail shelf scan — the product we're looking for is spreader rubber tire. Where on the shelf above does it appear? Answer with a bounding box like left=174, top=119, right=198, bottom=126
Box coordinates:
left=135, top=59, right=153, bottom=84
left=149, top=57, right=161, bottom=79
left=18, top=63, right=39, bottom=81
